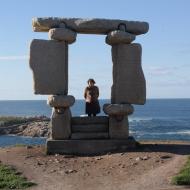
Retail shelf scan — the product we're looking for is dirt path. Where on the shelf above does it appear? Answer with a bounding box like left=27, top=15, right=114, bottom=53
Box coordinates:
left=124, top=155, right=188, bottom=190
left=0, top=142, right=190, bottom=190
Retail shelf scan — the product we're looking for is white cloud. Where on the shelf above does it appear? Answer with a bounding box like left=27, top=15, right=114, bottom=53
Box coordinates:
left=145, top=66, right=171, bottom=76
left=0, top=55, right=28, bottom=61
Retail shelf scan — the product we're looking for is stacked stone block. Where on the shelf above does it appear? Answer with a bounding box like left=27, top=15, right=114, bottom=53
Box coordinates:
left=30, top=17, right=148, bottom=154
left=29, top=23, right=76, bottom=140
left=104, top=23, right=146, bottom=139
left=103, top=104, right=134, bottom=139
left=48, top=95, right=75, bottom=139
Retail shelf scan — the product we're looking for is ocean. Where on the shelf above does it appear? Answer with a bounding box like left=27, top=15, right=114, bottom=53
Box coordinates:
left=0, top=99, right=190, bottom=146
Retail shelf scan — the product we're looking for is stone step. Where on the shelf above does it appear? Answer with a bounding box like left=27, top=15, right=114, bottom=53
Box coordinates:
left=71, top=116, right=108, bottom=125
left=72, top=124, right=108, bottom=133
left=71, top=132, right=109, bottom=140
left=46, top=137, right=136, bottom=155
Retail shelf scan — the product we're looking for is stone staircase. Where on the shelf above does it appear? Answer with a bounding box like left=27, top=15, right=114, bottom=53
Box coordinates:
left=71, top=116, right=109, bottom=139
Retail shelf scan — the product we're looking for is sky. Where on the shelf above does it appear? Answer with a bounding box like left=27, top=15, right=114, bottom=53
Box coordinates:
left=0, top=0, right=190, bottom=100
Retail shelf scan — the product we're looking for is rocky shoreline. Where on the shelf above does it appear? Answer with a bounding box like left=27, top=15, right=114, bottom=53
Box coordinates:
left=0, top=117, right=51, bottom=137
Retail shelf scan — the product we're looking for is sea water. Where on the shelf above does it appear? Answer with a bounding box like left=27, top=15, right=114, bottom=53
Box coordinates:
left=0, top=99, right=190, bottom=147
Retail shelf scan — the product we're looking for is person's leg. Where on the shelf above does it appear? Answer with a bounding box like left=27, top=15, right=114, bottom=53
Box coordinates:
left=93, top=114, right=96, bottom=117
left=88, top=113, right=91, bottom=117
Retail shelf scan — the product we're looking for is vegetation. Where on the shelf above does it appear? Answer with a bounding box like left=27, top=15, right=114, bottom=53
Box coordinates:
left=0, top=116, right=49, bottom=127
left=172, top=156, right=190, bottom=185
left=0, top=164, right=36, bottom=189
left=0, top=117, right=28, bottom=127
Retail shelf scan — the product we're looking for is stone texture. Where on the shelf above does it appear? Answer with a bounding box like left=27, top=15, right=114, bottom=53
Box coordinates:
left=71, top=132, right=109, bottom=140
left=29, top=39, right=68, bottom=95
left=103, top=103, right=134, bottom=116
left=51, top=108, right=71, bottom=140
left=46, top=136, right=136, bottom=155
left=109, top=116, right=129, bottom=139
left=32, top=17, right=149, bottom=35
left=106, top=30, right=136, bottom=45
left=71, top=116, right=108, bottom=125
left=111, top=43, right=146, bottom=105
left=72, top=124, right=108, bottom=133
left=48, top=95, right=75, bottom=108
left=49, top=28, right=77, bottom=44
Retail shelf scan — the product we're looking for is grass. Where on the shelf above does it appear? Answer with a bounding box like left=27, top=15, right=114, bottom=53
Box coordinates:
left=0, top=117, right=28, bottom=127
left=0, top=116, right=49, bottom=128
left=172, top=156, right=190, bottom=185
left=0, top=164, right=36, bottom=189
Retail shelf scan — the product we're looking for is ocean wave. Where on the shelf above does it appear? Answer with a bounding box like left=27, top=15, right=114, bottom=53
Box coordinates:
left=164, top=130, right=190, bottom=135
left=128, top=117, right=153, bottom=122
left=129, top=117, right=190, bottom=123
left=130, top=130, right=190, bottom=136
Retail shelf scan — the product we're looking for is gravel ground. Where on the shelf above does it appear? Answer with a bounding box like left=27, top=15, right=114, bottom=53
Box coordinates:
left=0, top=141, right=190, bottom=190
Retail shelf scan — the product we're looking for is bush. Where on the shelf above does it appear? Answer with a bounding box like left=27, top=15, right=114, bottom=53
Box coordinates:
left=172, top=156, right=190, bottom=185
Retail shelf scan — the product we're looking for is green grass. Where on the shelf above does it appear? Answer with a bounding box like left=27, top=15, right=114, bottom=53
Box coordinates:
left=0, top=117, right=28, bottom=127
left=0, top=116, right=49, bottom=128
left=0, top=164, right=36, bottom=189
left=172, top=156, right=190, bottom=185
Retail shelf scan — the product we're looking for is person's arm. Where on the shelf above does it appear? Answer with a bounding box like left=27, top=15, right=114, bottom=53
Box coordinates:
left=84, top=87, right=87, bottom=99
left=96, top=86, right=99, bottom=98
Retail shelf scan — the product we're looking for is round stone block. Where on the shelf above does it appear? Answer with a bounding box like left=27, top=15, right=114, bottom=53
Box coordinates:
left=48, top=95, right=75, bottom=108
left=106, top=30, right=136, bottom=45
left=103, top=103, right=134, bottom=116
left=49, top=28, right=77, bottom=44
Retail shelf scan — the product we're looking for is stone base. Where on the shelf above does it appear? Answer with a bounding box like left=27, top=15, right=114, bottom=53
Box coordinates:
left=46, top=136, right=137, bottom=155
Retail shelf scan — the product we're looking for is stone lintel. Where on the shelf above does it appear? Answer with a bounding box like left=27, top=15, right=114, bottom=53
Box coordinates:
left=32, top=17, right=149, bottom=35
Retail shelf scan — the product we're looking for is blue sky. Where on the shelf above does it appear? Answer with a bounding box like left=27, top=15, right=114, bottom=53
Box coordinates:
left=0, top=0, right=190, bottom=100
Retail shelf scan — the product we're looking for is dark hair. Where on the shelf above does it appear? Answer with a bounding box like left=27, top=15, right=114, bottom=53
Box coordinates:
left=87, top=78, right=96, bottom=84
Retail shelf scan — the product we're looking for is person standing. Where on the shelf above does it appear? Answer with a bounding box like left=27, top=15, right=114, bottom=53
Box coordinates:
left=84, top=79, right=100, bottom=116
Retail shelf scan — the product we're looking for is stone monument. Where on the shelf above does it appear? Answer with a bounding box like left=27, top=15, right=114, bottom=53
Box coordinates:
left=29, top=17, right=149, bottom=155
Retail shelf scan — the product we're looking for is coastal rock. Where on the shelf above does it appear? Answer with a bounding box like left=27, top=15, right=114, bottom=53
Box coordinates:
left=32, top=17, right=149, bottom=35
left=103, top=103, right=134, bottom=116
left=19, top=121, right=50, bottom=137
left=29, top=39, right=68, bottom=95
left=111, top=43, right=146, bottom=105
left=49, top=28, right=77, bottom=44
left=106, top=30, right=136, bottom=45
left=48, top=95, right=75, bottom=108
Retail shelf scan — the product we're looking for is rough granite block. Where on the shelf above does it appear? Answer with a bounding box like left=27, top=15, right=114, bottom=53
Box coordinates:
left=111, top=43, right=146, bottom=105
left=46, top=137, right=136, bottom=155
left=106, top=30, right=136, bottom=45
left=48, top=95, right=75, bottom=108
left=51, top=108, right=71, bottom=140
left=109, top=116, right=129, bottom=139
left=103, top=103, right=134, bottom=116
left=29, top=39, right=68, bottom=95
left=49, top=28, right=77, bottom=44
left=32, top=17, right=149, bottom=35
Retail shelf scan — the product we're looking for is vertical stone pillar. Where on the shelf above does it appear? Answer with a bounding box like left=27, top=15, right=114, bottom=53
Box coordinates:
left=48, top=95, right=75, bottom=139
left=105, top=23, right=146, bottom=139
left=103, top=104, right=134, bottom=139
left=47, top=25, right=77, bottom=140
left=30, top=24, right=77, bottom=140
left=48, top=23, right=77, bottom=95
left=51, top=108, right=71, bottom=139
